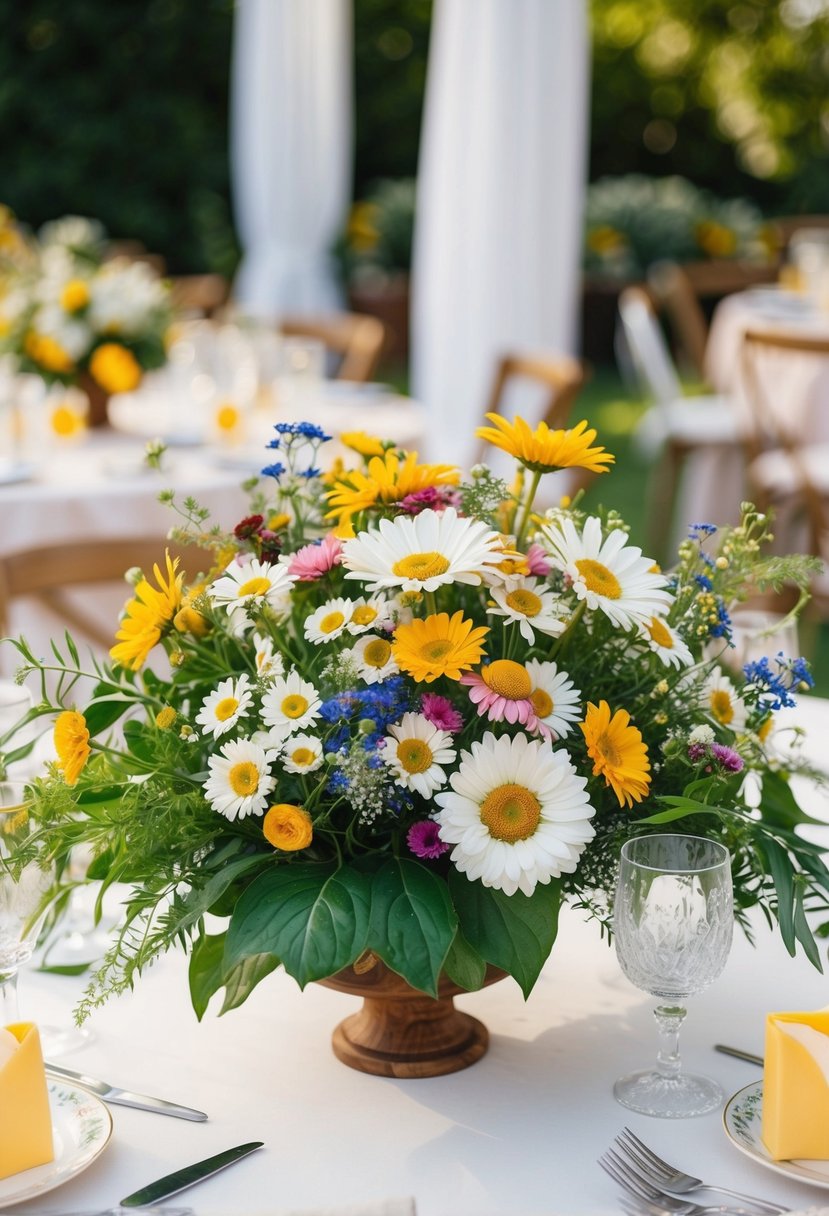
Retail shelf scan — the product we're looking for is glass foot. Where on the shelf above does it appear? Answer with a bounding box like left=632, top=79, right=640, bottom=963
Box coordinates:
left=39, top=1022, right=94, bottom=1058
left=614, top=1068, right=723, bottom=1118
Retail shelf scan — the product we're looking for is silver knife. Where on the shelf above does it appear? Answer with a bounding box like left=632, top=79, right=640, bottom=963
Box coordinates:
left=46, top=1061, right=208, bottom=1121
left=715, top=1043, right=764, bottom=1066
left=119, top=1141, right=264, bottom=1207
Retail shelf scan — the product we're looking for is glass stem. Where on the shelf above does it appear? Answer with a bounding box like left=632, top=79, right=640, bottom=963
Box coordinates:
left=653, top=1004, right=686, bottom=1080
left=0, top=970, right=20, bottom=1026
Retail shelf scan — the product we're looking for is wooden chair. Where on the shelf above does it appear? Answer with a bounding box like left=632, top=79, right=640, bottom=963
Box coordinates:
left=280, top=312, right=387, bottom=383
left=771, top=215, right=829, bottom=254
left=0, top=538, right=210, bottom=651
left=169, top=274, right=231, bottom=319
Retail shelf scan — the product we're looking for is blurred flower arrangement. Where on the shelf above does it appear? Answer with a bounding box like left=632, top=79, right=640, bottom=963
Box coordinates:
left=0, top=207, right=171, bottom=401
left=336, top=178, right=416, bottom=287
left=3, top=414, right=827, bottom=1021
left=584, top=175, right=774, bottom=279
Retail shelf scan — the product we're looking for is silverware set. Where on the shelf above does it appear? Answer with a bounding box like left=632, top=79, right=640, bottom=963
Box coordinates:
left=599, top=1127, right=789, bottom=1216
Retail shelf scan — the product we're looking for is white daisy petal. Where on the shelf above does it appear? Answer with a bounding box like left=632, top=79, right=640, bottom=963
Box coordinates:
left=196, top=674, right=254, bottom=739
left=261, top=671, right=322, bottom=741
left=204, top=737, right=277, bottom=821
left=639, top=617, right=695, bottom=669
left=281, top=734, right=324, bottom=774
left=382, top=712, right=456, bottom=797
left=209, top=557, right=295, bottom=617
left=702, top=666, right=747, bottom=731
left=304, top=597, right=354, bottom=645
left=487, top=577, right=567, bottom=643
left=350, top=634, right=400, bottom=685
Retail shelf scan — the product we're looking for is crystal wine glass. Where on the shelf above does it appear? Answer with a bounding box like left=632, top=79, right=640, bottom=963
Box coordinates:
left=0, top=781, right=54, bottom=1026
left=613, top=832, right=733, bottom=1117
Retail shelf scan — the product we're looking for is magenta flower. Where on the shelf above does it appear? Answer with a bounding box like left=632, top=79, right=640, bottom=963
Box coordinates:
left=711, top=742, right=744, bottom=772
left=287, top=532, right=343, bottom=580
left=420, top=693, right=463, bottom=733
left=407, top=820, right=449, bottom=860
left=525, top=543, right=552, bottom=577
left=399, top=486, right=461, bottom=515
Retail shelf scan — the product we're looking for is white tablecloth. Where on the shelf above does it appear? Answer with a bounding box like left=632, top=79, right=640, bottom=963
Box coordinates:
left=8, top=698, right=829, bottom=1216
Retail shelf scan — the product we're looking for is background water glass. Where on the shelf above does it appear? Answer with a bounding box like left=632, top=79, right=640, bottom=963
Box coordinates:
left=0, top=781, right=54, bottom=1026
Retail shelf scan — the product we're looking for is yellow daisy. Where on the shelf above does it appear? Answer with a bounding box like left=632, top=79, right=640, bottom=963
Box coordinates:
left=54, top=709, right=91, bottom=786
left=476, top=414, right=615, bottom=476
left=110, top=552, right=184, bottom=671
left=325, top=450, right=460, bottom=536
left=340, top=430, right=386, bottom=458
left=393, top=611, right=489, bottom=683
left=580, top=700, right=650, bottom=809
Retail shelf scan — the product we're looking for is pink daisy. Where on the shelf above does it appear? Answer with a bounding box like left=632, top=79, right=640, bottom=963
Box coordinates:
left=459, top=660, right=534, bottom=725
left=287, top=532, right=343, bottom=581
left=420, top=693, right=463, bottom=733
left=399, top=486, right=461, bottom=515
left=525, top=543, right=552, bottom=577
left=407, top=820, right=449, bottom=860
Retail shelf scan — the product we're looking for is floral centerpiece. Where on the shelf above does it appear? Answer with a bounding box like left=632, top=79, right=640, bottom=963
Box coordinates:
left=3, top=415, right=827, bottom=1072
left=0, top=209, right=171, bottom=424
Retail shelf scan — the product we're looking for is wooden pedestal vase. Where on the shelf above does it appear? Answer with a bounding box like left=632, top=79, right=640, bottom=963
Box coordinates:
left=319, top=957, right=506, bottom=1079
left=78, top=372, right=110, bottom=428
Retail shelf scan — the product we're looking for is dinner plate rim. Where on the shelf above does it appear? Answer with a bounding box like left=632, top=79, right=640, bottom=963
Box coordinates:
left=723, top=1079, right=829, bottom=1189
left=0, top=1078, right=113, bottom=1209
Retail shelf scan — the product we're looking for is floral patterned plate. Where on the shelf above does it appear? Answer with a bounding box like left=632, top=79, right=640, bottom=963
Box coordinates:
left=0, top=1080, right=112, bottom=1209
left=724, top=1081, right=829, bottom=1188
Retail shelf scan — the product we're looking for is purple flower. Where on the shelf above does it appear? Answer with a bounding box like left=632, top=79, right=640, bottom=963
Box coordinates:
left=710, top=742, right=744, bottom=772
left=688, top=743, right=707, bottom=762
left=420, top=693, right=463, bottom=733
left=407, top=820, right=449, bottom=860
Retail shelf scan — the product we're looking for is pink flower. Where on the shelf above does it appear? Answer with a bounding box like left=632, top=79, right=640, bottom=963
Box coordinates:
left=287, top=532, right=343, bottom=580
left=399, top=486, right=461, bottom=515
left=420, top=693, right=463, bottom=733
left=525, top=543, right=552, bottom=577
left=407, top=820, right=449, bottom=860
left=459, top=665, right=534, bottom=725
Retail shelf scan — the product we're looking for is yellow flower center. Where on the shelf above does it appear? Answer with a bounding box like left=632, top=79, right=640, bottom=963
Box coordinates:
left=710, top=690, right=734, bottom=725
left=480, top=783, right=541, bottom=843
left=229, top=761, right=259, bottom=797
left=351, top=605, right=378, bottom=626
left=216, top=403, right=240, bottom=431
left=60, top=278, right=90, bottom=313
left=530, top=688, right=553, bottom=717
left=155, top=707, right=176, bottom=729
left=281, top=694, right=309, bottom=719
left=319, top=611, right=345, bottom=634
left=596, top=732, right=622, bottom=766
left=363, top=638, right=392, bottom=668
left=505, top=589, right=542, bottom=618
left=482, top=659, right=532, bottom=700
left=392, top=551, right=450, bottom=581
left=421, top=639, right=453, bottom=661
left=575, top=558, right=622, bottom=599
left=647, top=618, right=674, bottom=649
left=291, top=747, right=315, bottom=767
left=396, top=738, right=433, bottom=774
left=214, top=696, right=239, bottom=722
left=51, top=404, right=84, bottom=436
left=238, top=576, right=271, bottom=598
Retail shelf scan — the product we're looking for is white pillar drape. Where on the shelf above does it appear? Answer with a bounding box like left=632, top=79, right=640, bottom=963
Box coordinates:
left=411, top=0, right=589, bottom=467
left=230, top=0, right=353, bottom=320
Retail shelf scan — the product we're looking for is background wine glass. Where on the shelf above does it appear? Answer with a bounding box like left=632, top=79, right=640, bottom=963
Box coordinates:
left=613, top=832, right=733, bottom=1118
left=0, top=780, right=54, bottom=1027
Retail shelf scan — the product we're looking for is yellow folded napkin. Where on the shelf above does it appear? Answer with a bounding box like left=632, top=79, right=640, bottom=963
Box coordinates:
left=762, top=1011, right=829, bottom=1160
left=0, top=1022, right=54, bottom=1179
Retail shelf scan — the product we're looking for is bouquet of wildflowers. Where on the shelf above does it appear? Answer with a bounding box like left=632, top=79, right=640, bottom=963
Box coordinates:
left=3, top=413, right=827, bottom=1019
left=0, top=209, right=171, bottom=396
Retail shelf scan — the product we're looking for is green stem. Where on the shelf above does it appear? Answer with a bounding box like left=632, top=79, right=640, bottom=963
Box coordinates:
left=549, top=599, right=586, bottom=661
left=515, top=470, right=542, bottom=549
left=424, top=590, right=438, bottom=617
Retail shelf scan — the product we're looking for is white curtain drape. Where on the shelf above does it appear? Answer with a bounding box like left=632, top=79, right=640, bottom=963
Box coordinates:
left=231, top=0, right=353, bottom=320
left=411, top=0, right=589, bottom=467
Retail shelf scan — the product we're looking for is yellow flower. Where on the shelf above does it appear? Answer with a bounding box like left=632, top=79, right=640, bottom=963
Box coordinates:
left=50, top=403, right=86, bottom=437
left=110, top=551, right=184, bottom=671
left=89, top=343, right=142, bottom=394
left=340, top=430, right=386, bottom=458
left=695, top=220, right=737, bottom=259
left=347, top=201, right=381, bottom=252
left=476, top=414, right=615, bottom=476
left=325, top=451, right=460, bottom=536
left=586, top=225, right=627, bottom=255
left=54, top=710, right=91, bottom=786
left=59, top=279, right=90, bottom=313
left=579, top=700, right=650, bottom=810
left=263, top=804, right=313, bottom=851
left=215, top=402, right=240, bottom=431
left=155, top=707, right=177, bottom=729
left=267, top=512, right=291, bottom=531
left=393, top=611, right=489, bottom=683
left=24, top=332, right=74, bottom=374
left=173, top=604, right=210, bottom=637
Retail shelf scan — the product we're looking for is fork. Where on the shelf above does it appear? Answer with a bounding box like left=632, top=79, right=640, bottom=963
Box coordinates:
left=618, top=1197, right=764, bottom=1216
left=598, top=1149, right=775, bottom=1216
left=615, top=1127, right=788, bottom=1214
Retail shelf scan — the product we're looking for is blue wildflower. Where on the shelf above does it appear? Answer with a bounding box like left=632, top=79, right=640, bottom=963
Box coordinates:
left=699, top=552, right=715, bottom=569
left=326, top=769, right=349, bottom=794
left=295, top=421, right=332, bottom=441
left=689, top=523, right=717, bottom=539
left=265, top=438, right=281, bottom=450
left=709, top=600, right=732, bottom=640
left=299, top=467, right=322, bottom=479
left=261, top=461, right=286, bottom=479
left=742, top=652, right=811, bottom=711
left=695, top=574, right=713, bottom=592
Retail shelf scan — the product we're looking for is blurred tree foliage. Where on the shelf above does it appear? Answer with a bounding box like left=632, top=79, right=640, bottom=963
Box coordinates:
left=591, top=0, right=829, bottom=213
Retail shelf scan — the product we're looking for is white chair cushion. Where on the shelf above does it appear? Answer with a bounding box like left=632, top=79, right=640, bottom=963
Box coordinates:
left=750, top=444, right=829, bottom=497
left=633, top=393, right=743, bottom=456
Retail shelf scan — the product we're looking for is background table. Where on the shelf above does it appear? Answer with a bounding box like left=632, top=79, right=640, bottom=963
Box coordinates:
left=8, top=698, right=829, bottom=1216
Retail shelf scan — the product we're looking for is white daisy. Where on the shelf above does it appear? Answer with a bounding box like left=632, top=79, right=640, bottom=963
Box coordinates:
left=525, top=660, right=582, bottom=740
left=342, top=507, right=503, bottom=593
left=209, top=557, right=295, bottom=617
left=541, top=516, right=672, bottom=629
left=282, top=734, right=324, bottom=775
left=702, top=666, right=747, bottom=731
left=304, top=597, right=354, bottom=645
left=261, top=671, right=321, bottom=741
left=196, top=674, right=254, bottom=739
left=434, top=731, right=596, bottom=896
left=640, top=617, right=694, bottom=670
left=487, top=577, right=567, bottom=643
left=382, top=712, right=456, bottom=799
left=204, top=737, right=278, bottom=821
left=351, top=634, right=400, bottom=685
left=252, top=632, right=284, bottom=681
left=346, top=596, right=393, bottom=635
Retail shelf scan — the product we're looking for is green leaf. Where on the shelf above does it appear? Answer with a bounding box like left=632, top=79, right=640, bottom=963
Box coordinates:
left=188, top=932, right=226, bottom=1021
left=368, top=858, right=457, bottom=996
left=443, top=929, right=487, bottom=991
left=176, top=855, right=266, bottom=934
left=794, top=883, right=824, bottom=972
left=759, top=770, right=826, bottom=830
left=225, top=863, right=371, bottom=988
left=84, top=693, right=135, bottom=736
left=759, top=838, right=796, bottom=956
left=37, top=962, right=91, bottom=976
left=449, top=871, right=560, bottom=999
left=219, top=953, right=279, bottom=1015
left=641, top=796, right=728, bottom=824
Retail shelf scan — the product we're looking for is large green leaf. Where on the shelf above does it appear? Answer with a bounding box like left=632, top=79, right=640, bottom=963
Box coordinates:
left=758, top=838, right=796, bottom=956
left=188, top=931, right=279, bottom=1020
left=794, top=884, right=823, bottom=973
left=443, top=928, right=487, bottom=992
left=220, top=954, right=280, bottom=1014
left=449, top=871, right=561, bottom=999
left=224, top=863, right=371, bottom=987
left=759, top=770, right=826, bottom=829
left=176, top=855, right=266, bottom=934
left=368, top=859, right=457, bottom=996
